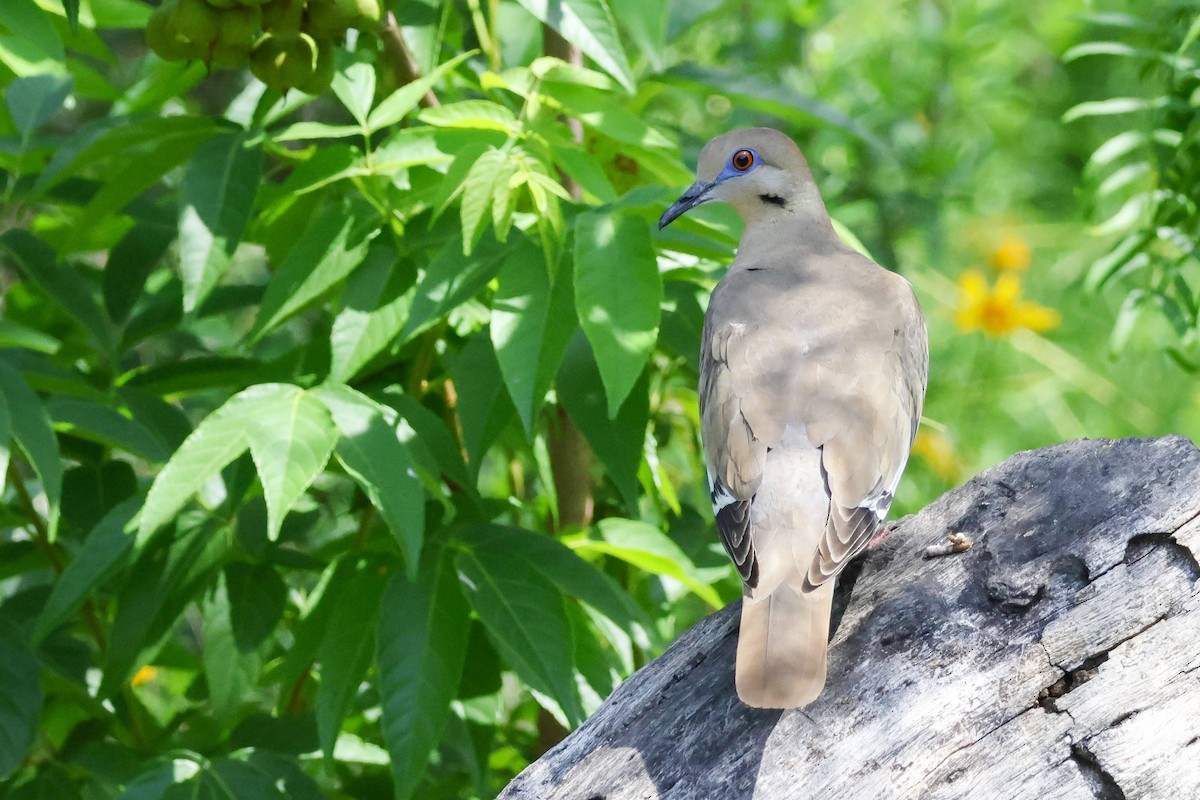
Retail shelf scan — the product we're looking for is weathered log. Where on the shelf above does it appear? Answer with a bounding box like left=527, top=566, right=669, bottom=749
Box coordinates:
left=501, top=436, right=1200, bottom=800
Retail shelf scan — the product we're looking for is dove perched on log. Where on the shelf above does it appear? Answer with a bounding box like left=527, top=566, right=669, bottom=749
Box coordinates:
left=659, top=128, right=928, bottom=709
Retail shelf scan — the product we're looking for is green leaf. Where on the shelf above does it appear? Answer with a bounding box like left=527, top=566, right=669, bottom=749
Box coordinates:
left=380, top=390, right=473, bottom=493
left=606, top=0, right=665, bottom=70
left=459, top=524, right=654, bottom=648
left=0, top=0, right=65, bottom=73
left=202, top=568, right=261, bottom=721
left=366, top=51, right=475, bottom=132
left=242, top=385, right=339, bottom=542
left=34, top=494, right=140, bottom=643
left=575, top=517, right=723, bottom=607
left=251, top=196, right=378, bottom=341
left=1, top=229, right=116, bottom=360
left=0, top=392, right=8, bottom=498
left=61, top=0, right=79, bottom=31
left=0, top=359, right=62, bottom=539
left=400, top=233, right=506, bottom=343
left=514, top=0, right=635, bottom=92
left=48, top=397, right=171, bottom=462
left=418, top=100, right=519, bottom=132
left=377, top=547, right=469, bottom=800
left=491, top=240, right=577, bottom=431
left=451, top=334, right=517, bottom=480
left=137, top=391, right=255, bottom=544
left=272, top=554, right=356, bottom=694
left=661, top=64, right=878, bottom=148
left=139, top=383, right=337, bottom=544
left=0, top=318, right=59, bottom=353
left=312, top=384, right=425, bottom=576
left=455, top=546, right=584, bottom=726
left=549, top=84, right=673, bottom=151
left=104, top=517, right=230, bottom=695
left=1063, top=96, right=1167, bottom=123
left=104, top=217, right=176, bottom=324
left=5, top=74, right=72, bottom=135
left=574, top=212, right=661, bottom=416
left=61, top=460, right=136, bottom=538
left=178, top=131, right=264, bottom=313
left=316, top=556, right=390, bottom=764
left=332, top=61, right=376, bottom=127
left=556, top=331, right=647, bottom=510
left=0, top=616, right=41, bottom=779
left=329, top=242, right=413, bottom=382
left=272, top=120, right=362, bottom=142
left=460, top=148, right=515, bottom=252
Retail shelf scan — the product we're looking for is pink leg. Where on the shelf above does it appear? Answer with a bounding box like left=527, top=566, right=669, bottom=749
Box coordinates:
left=867, top=525, right=892, bottom=551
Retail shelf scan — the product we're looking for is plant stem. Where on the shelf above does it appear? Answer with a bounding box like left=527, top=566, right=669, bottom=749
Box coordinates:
left=380, top=12, right=440, bottom=109
left=9, top=463, right=108, bottom=652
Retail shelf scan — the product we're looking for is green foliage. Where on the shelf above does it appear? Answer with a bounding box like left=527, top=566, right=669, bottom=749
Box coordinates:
left=1067, top=3, right=1200, bottom=368
left=0, top=1, right=1195, bottom=798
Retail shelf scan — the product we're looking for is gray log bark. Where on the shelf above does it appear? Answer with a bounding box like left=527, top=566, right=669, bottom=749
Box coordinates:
left=501, top=436, right=1200, bottom=800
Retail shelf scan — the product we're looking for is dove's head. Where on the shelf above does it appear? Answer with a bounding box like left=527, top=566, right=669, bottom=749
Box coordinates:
left=659, top=128, right=826, bottom=229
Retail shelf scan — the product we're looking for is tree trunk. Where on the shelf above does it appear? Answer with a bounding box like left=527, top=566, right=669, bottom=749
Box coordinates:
left=501, top=435, right=1200, bottom=799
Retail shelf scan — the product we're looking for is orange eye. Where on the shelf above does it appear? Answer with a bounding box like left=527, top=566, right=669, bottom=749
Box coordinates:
left=731, top=149, right=754, bottom=171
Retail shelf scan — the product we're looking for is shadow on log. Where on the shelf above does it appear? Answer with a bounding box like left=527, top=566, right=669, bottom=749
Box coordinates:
left=501, top=436, right=1200, bottom=799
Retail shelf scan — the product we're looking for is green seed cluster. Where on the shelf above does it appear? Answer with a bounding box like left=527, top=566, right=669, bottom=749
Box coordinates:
left=145, top=0, right=383, bottom=93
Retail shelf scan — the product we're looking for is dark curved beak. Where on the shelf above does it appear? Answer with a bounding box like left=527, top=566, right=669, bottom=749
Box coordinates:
left=659, top=180, right=714, bottom=229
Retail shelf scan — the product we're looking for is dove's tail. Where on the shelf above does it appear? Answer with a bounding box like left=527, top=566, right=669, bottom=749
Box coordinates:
left=735, top=579, right=834, bottom=709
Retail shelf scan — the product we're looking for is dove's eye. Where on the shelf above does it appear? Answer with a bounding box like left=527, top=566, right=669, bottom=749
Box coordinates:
left=731, top=150, right=754, bottom=171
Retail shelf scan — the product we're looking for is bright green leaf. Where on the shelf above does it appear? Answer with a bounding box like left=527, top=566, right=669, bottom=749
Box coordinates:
left=313, top=384, right=425, bottom=575
left=251, top=196, right=379, bottom=341
left=366, top=51, right=475, bottom=132
left=491, top=240, right=577, bottom=431
left=514, top=0, right=635, bottom=92
left=242, top=385, right=339, bottom=542
left=574, top=212, right=661, bottom=416
left=329, top=242, right=414, bottom=383
left=178, top=131, right=264, bottom=313
left=575, top=517, right=723, bottom=607
left=418, top=99, right=518, bottom=132
left=332, top=61, right=376, bottom=127
left=400, top=233, right=506, bottom=343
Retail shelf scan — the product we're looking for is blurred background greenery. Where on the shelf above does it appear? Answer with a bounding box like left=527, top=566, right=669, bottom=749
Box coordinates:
left=1, top=0, right=1198, bottom=797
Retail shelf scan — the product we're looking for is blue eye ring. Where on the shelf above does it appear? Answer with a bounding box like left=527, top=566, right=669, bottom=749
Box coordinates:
left=731, top=149, right=754, bottom=171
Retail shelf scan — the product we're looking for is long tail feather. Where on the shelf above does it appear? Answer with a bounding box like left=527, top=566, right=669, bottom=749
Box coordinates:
left=735, top=581, right=835, bottom=708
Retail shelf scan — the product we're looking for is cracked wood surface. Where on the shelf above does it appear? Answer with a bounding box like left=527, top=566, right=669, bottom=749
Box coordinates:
left=500, top=436, right=1200, bottom=800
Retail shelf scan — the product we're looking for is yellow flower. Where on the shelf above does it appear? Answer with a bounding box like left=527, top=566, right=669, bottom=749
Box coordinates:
left=131, top=665, right=159, bottom=687
left=990, top=236, right=1032, bottom=271
left=911, top=429, right=960, bottom=482
left=955, top=270, right=1059, bottom=336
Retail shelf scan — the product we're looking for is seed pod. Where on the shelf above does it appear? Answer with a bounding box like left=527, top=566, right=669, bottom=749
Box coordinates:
left=250, top=31, right=318, bottom=93
left=146, top=0, right=207, bottom=60
left=171, top=0, right=222, bottom=48
left=296, top=37, right=336, bottom=94
left=216, top=4, right=262, bottom=50
left=261, top=0, right=305, bottom=36
left=305, top=0, right=380, bottom=38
